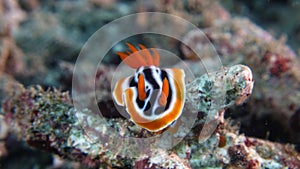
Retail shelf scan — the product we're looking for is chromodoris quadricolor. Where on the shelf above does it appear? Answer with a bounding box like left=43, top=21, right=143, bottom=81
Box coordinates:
left=112, top=43, right=185, bottom=132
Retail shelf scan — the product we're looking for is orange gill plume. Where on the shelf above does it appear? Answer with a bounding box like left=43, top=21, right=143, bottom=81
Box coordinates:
left=116, top=43, right=160, bottom=68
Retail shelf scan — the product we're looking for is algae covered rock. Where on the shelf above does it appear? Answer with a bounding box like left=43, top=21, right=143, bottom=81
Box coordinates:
left=2, top=64, right=255, bottom=168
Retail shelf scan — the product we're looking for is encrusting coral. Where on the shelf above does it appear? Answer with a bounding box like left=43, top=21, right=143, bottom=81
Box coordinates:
left=2, top=64, right=297, bottom=168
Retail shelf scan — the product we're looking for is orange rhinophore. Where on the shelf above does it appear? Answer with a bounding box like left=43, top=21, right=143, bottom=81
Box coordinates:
left=112, top=43, right=186, bottom=132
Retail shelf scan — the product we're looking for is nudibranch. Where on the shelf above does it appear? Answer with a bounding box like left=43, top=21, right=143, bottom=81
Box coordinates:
left=112, top=43, right=186, bottom=132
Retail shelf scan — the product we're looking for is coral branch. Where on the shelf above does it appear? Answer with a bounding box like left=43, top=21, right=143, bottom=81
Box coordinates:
left=2, top=64, right=255, bottom=168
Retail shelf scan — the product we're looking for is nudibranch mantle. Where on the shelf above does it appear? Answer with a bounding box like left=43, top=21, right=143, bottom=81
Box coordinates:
left=112, top=43, right=185, bottom=132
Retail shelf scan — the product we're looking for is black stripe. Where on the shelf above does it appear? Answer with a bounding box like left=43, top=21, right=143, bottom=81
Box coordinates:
left=154, top=69, right=173, bottom=115
left=143, top=68, right=160, bottom=89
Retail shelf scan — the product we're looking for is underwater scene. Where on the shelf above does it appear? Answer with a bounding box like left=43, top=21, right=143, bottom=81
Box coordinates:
left=0, top=0, right=300, bottom=168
